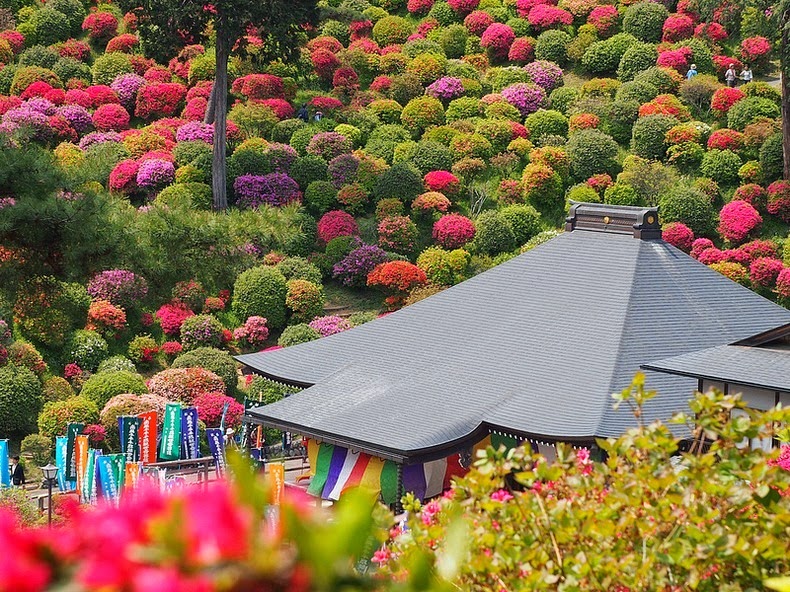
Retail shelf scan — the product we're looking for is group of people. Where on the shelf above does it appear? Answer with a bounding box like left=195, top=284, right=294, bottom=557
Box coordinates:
left=296, top=104, right=323, bottom=123
left=685, top=63, right=754, bottom=87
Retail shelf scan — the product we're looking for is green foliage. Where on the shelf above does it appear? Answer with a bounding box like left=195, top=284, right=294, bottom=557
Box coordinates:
left=760, top=133, right=784, bottom=183
left=0, top=364, right=42, bottom=439
left=246, top=375, right=299, bottom=405
left=277, top=323, right=321, bottom=347
left=617, top=156, right=678, bottom=205
left=524, top=110, right=568, bottom=143
left=171, top=347, right=239, bottom=393
left=19, top=45, right=60, bottom=69
left=232, top=266, right=288, bottom=329
left=42, top=377, right=74, bottom=403
left=604, top=182, right=641, bottom=205
left=291, top=155, right=329, bottom=189
left=630, top=114, right=678, bottom=160
left=500, top=204, right=543, bottom=245
left=473, top=210, right=516, bottom=255
left=548, top=87, right=580, bottom=115
left=535, top=30, right=571, bottom=65
left=277, top=256, right=323, bottom=285
left=700, top=149, right=743, bottom=186
left=439, top=24, right=469, bottom=59
left=37, top=396, right=99, bottom=439
left=566, top=129, right=619, bottom=181
left=80, top=370, right=147, bottom=410
left=304, top=181, right=338, bottom=215
left=68, top=330, right=110, bottom=373
left=92, top=52, right=134, bottom=86
left=29, top=8, right=71, bottom=46
left=622, top=1, right=668, bottom=41
left=617, top=42, right=658, bottom=82
left=659, top=185, right=717, bottom=235
left=0, top=487, right=40, bottom=526
left=53, top=58, right=93, bottom=86
left=373, top=162, right=424, bottom=204
left=581, top=33, right=638, bottom=75
left=21, top=433, right=52, bottom=466
left=416, top=247, right=471, bottom=286
left=726, top=97, right=781, bottom=131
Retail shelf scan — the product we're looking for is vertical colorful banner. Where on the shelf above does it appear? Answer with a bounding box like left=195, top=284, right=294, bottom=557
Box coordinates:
left=219, top=401, right=230, bottom=433
left=97, top=454, right=125, bottom=502
left=119, top=416, right=141, bottom=463
left=269, top=463, right=285, bottom=506
left=206, top=428, right=226, bottom=476
left=82, top=449, right=97, bottom=504
left=55, top=436, right=69, bottom=492
left=65, top=422, right=85, bottom=481
left=180, top=407, right=199, bottom=460
left=159, top=403, right=182, bottom=461
left=124, top=462, right=140, bottom=491
left=0, top=440, right=9, bottom=488
left=74, top=435, right=89, bottom=499
left=138, top=411, right=158, bottom=465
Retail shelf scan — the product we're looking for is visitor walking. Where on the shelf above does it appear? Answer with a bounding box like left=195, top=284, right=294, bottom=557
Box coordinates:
left=313, top=111, right=323, bottom=122
left=740, top=65, right=753, bottom=85
left=10, top=456, right=25, bottom=486
left=725, top=64, right=737, bottom=87
left=686, top=64, right=698, bottom=80
left=296, top=103, right=309, bottom=123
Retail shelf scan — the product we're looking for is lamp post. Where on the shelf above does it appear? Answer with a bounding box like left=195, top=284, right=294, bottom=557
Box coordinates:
left=40, top=463, right=59, bottom=526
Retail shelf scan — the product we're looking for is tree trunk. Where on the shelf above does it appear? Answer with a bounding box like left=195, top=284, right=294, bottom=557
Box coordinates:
left=783, top=11, right=790, bottom=180
left=204, top=81, right=216, bottom=125
left=211, top=20, right=229, bottom=211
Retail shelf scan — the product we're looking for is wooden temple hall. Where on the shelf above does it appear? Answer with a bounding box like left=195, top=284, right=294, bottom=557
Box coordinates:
left=237, top=202, right=790, bottom=504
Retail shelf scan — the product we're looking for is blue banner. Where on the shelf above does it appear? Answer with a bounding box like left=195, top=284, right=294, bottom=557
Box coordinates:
left=65, top=422, right=84, bottom=482
left=206, top=428, right=226, bottom=476
left=0, top=440, right=9, bottom=488
left=55, top=436, right=75, bottom=492
left=181, top=407, right=199, bottom=460
left=97, top=454, right=125, bottom=502
left=119, top=416, right=141, bottom=463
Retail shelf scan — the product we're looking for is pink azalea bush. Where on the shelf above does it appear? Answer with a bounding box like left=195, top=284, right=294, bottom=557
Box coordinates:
left=317, top=210, right=359, bottom=244
left=308, top=315, right=352, bottom=337
left=718, top=200, right=762, bottom=244
left=662, top=222, right=695, bottom=251
left=433, top=214, right=476, bottom=248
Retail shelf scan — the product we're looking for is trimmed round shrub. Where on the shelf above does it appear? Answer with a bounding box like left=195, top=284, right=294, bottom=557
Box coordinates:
left=67, top=330, right=110, bottom=373
left=604, top=183, right=641, bottom=206
left=631, top=114, right=678, bottom=161
left=525, top=110, right=569, bottom=143
left=92, top=52, right=134, bottom=86
left=617, top=43, right=659, bottom=82
left=433, top=214, right=476, bottom=248
left=97, top=355, right=137, bottom=374
left=500, top=204, right=543, bottom=245
left=473, top=210, right=517, bottom=255
left=29, top=8, right=71, bottom=46
left=232, top=266, right=288, bottom=330
left=416, top=247, right=471, bottom=285
left=411, top=141, right=454, bottom=175
left=332, top=244, right=390, bottom=288
left=179, top=314, right=225, bottom=350
left=171, top=347, right=238, bottom=394
left=401, top=96, right=445, bottom=136
left=581, top=34, right=639, bottom=75
left=718, top=200, right=762, bottom=243
left=304, top=181, right=337, bottom=214
left=535, top=30, right=571, bottom=65
left=0, top=364, right=42, bottom=438
left=566, top=129, right=619, bottom=181
left=147, top=367, right=226, bottom=401
left=99, top=393, right=167, bottom=446
left=285, top=279, right=325, bottom=324
left=37, top=396, right=98, bottom=439
left=291, top=155, right=329, bottom=189
left=699, top=149, right=742, bottom=186
left=42, top=377, right=74, bottom=403
left=378, top=215, right=420, bottom=255
left=373, top=16, right=413, bottom=46
left=373, top=162, right=424, bottom=203
left=623, top=2, right=669, bottom=42
left=726, top=97, right=780, bottom=131
left=659, top=186, right=717, bottom=236
left=277, top=257, right=323, bottom=285
left=278, top=324, right=321, bottom=347
left=760, top=133, right=784, bottom=183
left=549, top=87, right=580, bottom=115
left=80, top=370, right=147, bottom=410
left=615, top=80, right=660, bottom=104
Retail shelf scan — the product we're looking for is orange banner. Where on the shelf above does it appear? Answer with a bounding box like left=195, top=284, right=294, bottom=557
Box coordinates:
left=138, top=411, right=158, bottom=465
left=269, top=463, right=285, bottom=506
left=75, top=435, right=89, bottom=499
left=124, top=462, right=140, bottom=491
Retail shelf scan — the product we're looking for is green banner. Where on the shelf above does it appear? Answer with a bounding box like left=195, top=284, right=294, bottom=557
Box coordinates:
left=159, top=403, right=182, bottom=461
left=82, top=449, right=97, bottom=504
left=65, top=423, right=84, bottom=482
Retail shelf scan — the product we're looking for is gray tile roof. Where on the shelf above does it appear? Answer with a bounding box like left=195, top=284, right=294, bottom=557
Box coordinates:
left=643, top=344, right=790, bottom=392
left=241, top=228, right=790, bottom=462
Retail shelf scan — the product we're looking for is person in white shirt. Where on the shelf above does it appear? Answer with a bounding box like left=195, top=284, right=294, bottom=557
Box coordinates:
left=725, top=64, right=737, bottom=87
left=740, top=65, right=753, bottom=85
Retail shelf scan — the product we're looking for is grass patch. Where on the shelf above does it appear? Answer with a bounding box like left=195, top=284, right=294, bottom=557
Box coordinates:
left=323, top=283, right=383, bottom=314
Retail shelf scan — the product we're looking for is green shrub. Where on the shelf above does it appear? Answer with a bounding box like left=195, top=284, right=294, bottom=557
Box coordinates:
left=535, top=30, right=571, bottom=65
left=604, top=182, right=641, bottom=206
left=42, top=377, right=74, bottom=403
left=37, top=396, right=99, bottom=439
left=97, top=355, right=137, bottom=374
left=325, top=235, right=360, bottom=263
left=566, top=183, right=601, bottom=203
left=429, top=1, right=458, bottom=26
left=80, top=371, right=147, bottom=410
left=171, top=347, right=239, bottom=393
left=439, top=24, right=469, bottom=59
left=270, top=118, right=306, bottom=144
left=285, top=279, right=325, bottom=324
left=247, top=375, right=299, bottom=405
left=622, top=1, right=668, bottom=42
left=232, top=266, right=288, bottom=329
left=304, top=181, right=338, bottom=215
left=283, top=212, right=318, bottom=257
left=525, top=110, right=569, bottom=143
left=741, top=81, right=781, bottom=105
left=229, top=103, right=279, bottom=139
left=411, top=141, right=454, bottom=174
left=180, top=315, right=225, bottom=350
left=602, top=99, right=640, bottom=144
left=49, top=0, right=86, bottom=35
left=277, top=257, right=323, bottom=285
left=566, top=129, right=620, bottom=181
left=617, top=156, right=678, bottom=204
left=29, top=8, right=71, bottom=46
left=416, top=247, right=471, bottom=285
left=581, top=34, right=638, bottom=75
left=92, top=52, right=133, bottom=86
left=21, top=433, right=52, bottom=466
left=549, top=87, right=580, bottom=115
left=0, top=487, right=40, bottom=526
left=373, top=162, right=424, bottom=203
left=666, top=142, right=705, bottom=173
left=277, top=323, right=321, bottom=347
left=500, top=204, right=543, bottom=245
left=614, top=80, right=659, bottom=104
left=446, top=97, right=484, bottom=122
left=0, top=364, right=41, bottom=439
left=617, top=43, right=658, bottom=82
left=174, top=141, right=212, bottom=167
left=291, top=155, right=328, bottom=189
left=659, top=186, right=717, bottom=235
left=699, top=149, right=742, bottom=186
left=0, top=65, right=16, bottom=95
left=67, top=330, right=110, bottom=373
left=401, top=96, right=445, bottom=136
left=372, top=15, right=413, bottom=46
left=726, top=97, right=781, bottom=131
left=630, top=114, right=678, bottom=161
left=473, top=210, right=517, bottom=255
left=759, top=133, right=783, bottom=183
left=486, top=67, right=531, bottom=93
left=19, top=45, right=60, bottom=69
left=10, top=66, right=61, bottom=95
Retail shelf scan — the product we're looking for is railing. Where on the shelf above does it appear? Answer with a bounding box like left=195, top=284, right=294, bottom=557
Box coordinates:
left=142, top=456, right=218, bottom=489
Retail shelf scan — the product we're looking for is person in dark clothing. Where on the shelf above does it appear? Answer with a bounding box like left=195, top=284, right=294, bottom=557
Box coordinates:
left=10, top=456, right=25, bottom=486
left=297, top=103, right=309, bottom=122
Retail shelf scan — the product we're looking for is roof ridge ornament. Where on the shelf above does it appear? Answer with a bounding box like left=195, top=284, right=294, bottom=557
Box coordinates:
left=565, top=201, right=662, bottom=239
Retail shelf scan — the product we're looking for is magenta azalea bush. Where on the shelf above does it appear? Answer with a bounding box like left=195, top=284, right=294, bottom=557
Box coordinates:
left=233, top=173, right=301, bottom=208
left=309, top=315, right=352, bottom=337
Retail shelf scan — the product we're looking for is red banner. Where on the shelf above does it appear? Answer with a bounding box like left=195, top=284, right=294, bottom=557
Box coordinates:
left=138, top=411, right=158, bottom=465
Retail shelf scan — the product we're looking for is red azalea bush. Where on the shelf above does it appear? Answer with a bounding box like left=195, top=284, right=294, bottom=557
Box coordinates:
left=587, top=5, right=619, bottom=35
left=740, top=36, right=772, bottom=68
left=775, top=268, right=790, bottom=299
left=86, top=85, right=120, bottom=108
left=694, top=22, right=727, bottom=43
left=718, top=200, right=762, bottom=243
left=508, top=37, right=536, bottom=63
left=147, top=367, right=226, bottom=402
left=656, top=47, right=692, bottom=73
left=86, top=299, right=127, bottom=336
left=662, top=14, right=694, bottom=42
left=712, top=55, right=743, bottom=76
left=706, top=128, right=743, bottom=151
left=412, top=191, right=451, bottom=215
left=0, top=31, right=25, bottom=55
left=733, top=183, right=766, bottom=209
left=528, top=4, right=573, bottom=30
left=749, top=257, right=784, bottom=287
left=108, top=159, right=140, bottom=194
left=711, top=87, right=745, bottom=116
left=82, top=12, right=119, bottom=43
left=480, top=24, right=516, bottom=60
left=92, top=103, right=130, bottom=131
left=367, top=260, right=427, bottom=295
left=464, top=11, right=494, bottom=36
left=448, top=0, right=480, bottom=16
left=135, top=83, right=187, bottom=120
left=64, top=89, right=93, bottom=108
left=639, top=94, right=691, bottom=120
left=317, top=210, right=359, bottom=244
left=378, top=215, right=419, bottom=254
left=662, top=222, right=695, bottom=251
left=193, top=391, right=244, bottom=428
left=311, top=49, right=341, bottom=81
left=690, top=237, right=715, bottom=259
left=424, top=171, right=461, bottom=196
left=154, top=302, right=194, bottom=336
left=739, top=239, right=778, bottom=261
left=105, top=34, right=139, bottom=54
left=333, top=67, right=360, bottom=91
left=767, top=180, right=790, bottom=222
left=231, top=74, right=284, bottom=100
left=433, top=214, right=476, bottom=248
left=232, top=316, right=270, bottom=351
left=569, top=113, right=600, bottom=131
left=350, top=20, right=374, bottom=40
left=407, top=0, right=435, bottom=14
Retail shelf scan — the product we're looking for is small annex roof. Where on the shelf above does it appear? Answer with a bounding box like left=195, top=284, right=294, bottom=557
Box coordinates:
left=241, top=204, right=790, bottom=463
left=643, top=324, right=790, bottom=393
